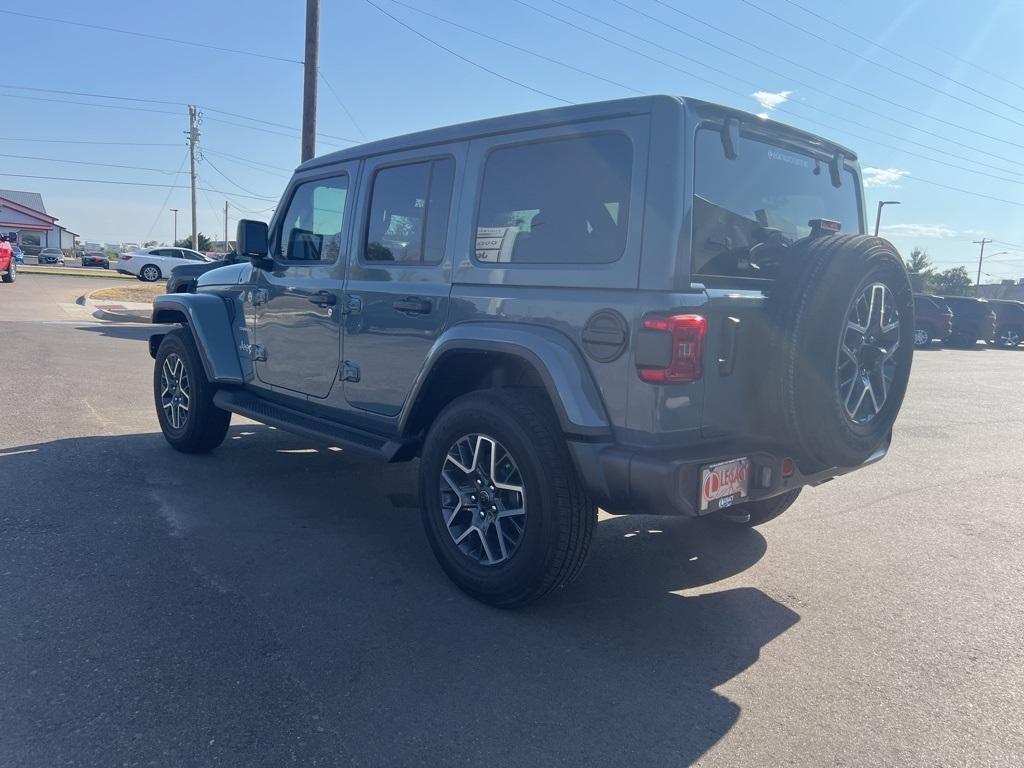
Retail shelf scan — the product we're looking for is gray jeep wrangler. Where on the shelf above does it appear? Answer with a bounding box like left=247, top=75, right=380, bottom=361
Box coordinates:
left=150, top=96, right=913, bottom=607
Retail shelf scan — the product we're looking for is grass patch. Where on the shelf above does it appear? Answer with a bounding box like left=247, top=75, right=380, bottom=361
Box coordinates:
left=90, top=284, right=166, bottom=303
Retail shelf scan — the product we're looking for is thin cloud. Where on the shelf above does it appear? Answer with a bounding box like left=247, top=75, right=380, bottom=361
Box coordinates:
left=751, top=90, right=792, bottom=111
left=863, top=167, right=910, bottom=188
left=880, top=223, right=958, bottom=239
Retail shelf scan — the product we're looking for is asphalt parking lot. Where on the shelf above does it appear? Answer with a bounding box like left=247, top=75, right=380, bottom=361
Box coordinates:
left=2, top=273, right=1022, bottom=767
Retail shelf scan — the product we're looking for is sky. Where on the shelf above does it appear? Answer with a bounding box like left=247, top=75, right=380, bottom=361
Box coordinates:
left=3, top=0, right=1023, bottom=282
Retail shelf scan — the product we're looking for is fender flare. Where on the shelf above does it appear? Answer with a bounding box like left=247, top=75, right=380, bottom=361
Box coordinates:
left=400, top=322, right=612, bottom=439
left=150, top=293, right=244, bottom=384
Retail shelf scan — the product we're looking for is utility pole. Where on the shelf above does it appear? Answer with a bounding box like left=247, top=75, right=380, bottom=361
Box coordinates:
left=224, top=200, right=229, bottom=254
left=187, top=105, right=201, bottom=251
left=301, top=0, right=320, bottom=162
left=170, top=208, right=179, bottom=244
left=973, top=238, right=993, bottom=294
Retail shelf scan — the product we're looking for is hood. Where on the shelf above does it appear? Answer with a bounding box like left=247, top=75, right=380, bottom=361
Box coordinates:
left=197, top=261, right=251, bottom=288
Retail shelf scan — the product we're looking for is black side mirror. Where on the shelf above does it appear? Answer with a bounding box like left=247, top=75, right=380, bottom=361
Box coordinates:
left=236, top=219, right=269, bottom=266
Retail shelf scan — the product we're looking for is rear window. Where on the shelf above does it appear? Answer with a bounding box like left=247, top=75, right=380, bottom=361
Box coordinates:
left=475, top=133, right=632, bottom=265
left=692, top=128, right=862, bottom=282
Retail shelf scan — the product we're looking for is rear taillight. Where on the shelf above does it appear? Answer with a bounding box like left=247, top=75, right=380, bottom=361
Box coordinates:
left=637, top=314, right=706, bottom=383
left=121, top=254, right=132, bottom=260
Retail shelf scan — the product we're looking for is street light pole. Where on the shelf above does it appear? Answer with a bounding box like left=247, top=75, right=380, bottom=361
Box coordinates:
left=874, top=200, right=901, bottom=236
left=170, top=208, right=179, bottom=244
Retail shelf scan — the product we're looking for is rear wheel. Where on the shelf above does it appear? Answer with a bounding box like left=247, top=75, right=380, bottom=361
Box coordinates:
left=913, top=325, right=932, bottom=348
left=419, top=390, right=595, bottom=608
left=153, top=329, right=230, bottom=453
left=140, top=264, right=161, bottom=282
left=2, top=259, right=14, bottom=283
left=994, top=325, right=1023, bottom=348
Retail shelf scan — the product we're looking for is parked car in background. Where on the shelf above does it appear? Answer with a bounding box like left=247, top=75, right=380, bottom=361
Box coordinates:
left=117, top=246, right=212, bottom=282
left=912, top=294, right=953, bottom=348
left=38, top=248, right=66, bottom=265
left=989, top=299, right=1024, bottom=348
left=0, top=234, right=14, bottom=283
left=166, top=251, right=241, bottom=294
left=80, top=251, right=110, bottom=269
left=942, top=295, right=997, bottom=347
left=11, top=245, right=24, bottom=264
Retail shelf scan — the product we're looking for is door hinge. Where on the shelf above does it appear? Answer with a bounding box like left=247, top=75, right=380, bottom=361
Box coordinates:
left=249, top=288, right=268, bottom=306
left=249, top=343, right=267, bottom=362
left=339, top=360, right=360, bottom=382
left=343, top=294, right=362, bottom=315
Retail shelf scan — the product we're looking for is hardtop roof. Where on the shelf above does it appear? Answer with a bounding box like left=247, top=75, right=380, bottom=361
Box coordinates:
left=297, top=94, right=857, bottom=172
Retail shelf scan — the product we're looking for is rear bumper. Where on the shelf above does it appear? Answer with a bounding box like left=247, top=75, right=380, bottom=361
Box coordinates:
left=568, top=435, right=890, bottom=516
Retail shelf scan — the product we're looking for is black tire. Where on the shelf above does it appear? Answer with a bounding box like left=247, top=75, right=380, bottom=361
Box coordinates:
left=140, top=264, right=162, bottom=282
left=993, top=325, right=1023, bottom=348
left=2, top=259, right=14, bottom=283
left=419, top=389, right=596, bottom=608
left=913, top=324, right=933, bottom=348
left=153, top=328, right=231, bottom=453
left=768, top=235, right=914, bottom=469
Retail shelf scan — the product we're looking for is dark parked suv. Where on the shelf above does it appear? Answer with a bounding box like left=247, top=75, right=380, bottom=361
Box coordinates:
left=990, top=299, right=1024, bottom=348
left=148, top=96, right=914, bottom=606
left=942, top=295, right=997, bottom=347
left=913, top=294, right=953, bottom=348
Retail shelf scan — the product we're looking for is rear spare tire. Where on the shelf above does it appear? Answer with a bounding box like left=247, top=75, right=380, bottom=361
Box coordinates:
left=770, top=235, right=913, bottom=469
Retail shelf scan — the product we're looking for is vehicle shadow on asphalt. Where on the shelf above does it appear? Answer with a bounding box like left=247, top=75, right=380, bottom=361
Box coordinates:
left=3, top=424, right=799, bottom=767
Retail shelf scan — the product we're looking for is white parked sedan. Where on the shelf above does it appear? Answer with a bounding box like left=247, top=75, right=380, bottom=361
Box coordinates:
left=117, top=247, right=213, bottom=282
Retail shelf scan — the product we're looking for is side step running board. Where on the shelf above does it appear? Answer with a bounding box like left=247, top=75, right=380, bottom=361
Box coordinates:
left=213, top=389, right=410, bottom=462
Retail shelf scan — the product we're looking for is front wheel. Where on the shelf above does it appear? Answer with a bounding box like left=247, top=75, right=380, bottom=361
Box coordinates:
left=2, top=259, right=14, bottom=283
left=153, top=329, right=231, bottom=453
left=419, top=390, right=596, bottom=608
left=140, top=264, right=162, bottom=282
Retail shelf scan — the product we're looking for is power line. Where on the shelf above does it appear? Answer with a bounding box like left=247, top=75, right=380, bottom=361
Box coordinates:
left=514, top=0, right=1024, bottom=174
left=362, top=0, right=572, bottom=105
left=0, top=8, right=302, bottom=65
left=0, top=152, right=181, bottom=174
left=0, top=136, right=179, bottom=147
left=318, top=71, right=368, bottom=140
left=201, top=115, right=356, bottom=148
left=202, top=149, right=292, bottom=178
left=638, top=0, right=1024, bottom=150
left=0, top=171, right=277, bottom=200
left=144, top=151, right=190, bottom=242
left=200, top=153, right=276, bottom=199
left=384, top=0, right=643, bottom=95
left=741, top=0, right=1024, bottom=122
left=0, top=91, right=180, bottom=115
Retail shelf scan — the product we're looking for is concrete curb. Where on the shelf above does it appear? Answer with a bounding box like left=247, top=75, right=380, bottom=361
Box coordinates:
left=77, top=291, right=153, bottom=323
left=21, top=265, right=135, bottom=279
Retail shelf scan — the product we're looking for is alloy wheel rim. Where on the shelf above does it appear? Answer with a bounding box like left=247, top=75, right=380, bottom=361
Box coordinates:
left=999, top=329, right=1021, bottom=347
left=439, top=434, right=526, bottom=566
left=837, top=283, right=902, bottom=424
left=160, top=353, right=191, bottom=430
left=913, top=328, right=929, bottom=346
left=144, top=266, right=158, bottom=280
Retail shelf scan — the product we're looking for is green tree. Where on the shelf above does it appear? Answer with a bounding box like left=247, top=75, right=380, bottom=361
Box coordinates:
left=906, top=247, right=935, bottom=293
left=143, top=239, right=158, bottom=248
left=175, top=233, right=213, bottom=251
left=933, top=266, right=973, bottom=296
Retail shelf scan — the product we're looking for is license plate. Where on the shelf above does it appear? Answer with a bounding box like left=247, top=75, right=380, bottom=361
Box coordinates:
left=700, top=457, right=751, bottom=511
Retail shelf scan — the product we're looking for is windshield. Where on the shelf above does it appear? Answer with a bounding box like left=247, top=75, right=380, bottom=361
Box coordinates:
left=692, top=128, right=862, bottom=282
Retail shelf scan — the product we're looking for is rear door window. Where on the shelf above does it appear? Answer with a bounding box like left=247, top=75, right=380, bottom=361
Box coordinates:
left=475, top=133, right=632, bottom=265
left=692, top=128, right=862, bottom=282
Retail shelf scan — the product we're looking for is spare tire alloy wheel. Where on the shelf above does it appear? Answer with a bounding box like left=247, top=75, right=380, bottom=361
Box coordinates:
left=838, top=283, right=902, bottom=424
left=440, top=434, right=526, bottom=566
left=160, top=352, right=191, bottom=431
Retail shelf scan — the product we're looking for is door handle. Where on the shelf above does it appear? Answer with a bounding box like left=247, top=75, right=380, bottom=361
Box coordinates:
left=392, top=296, right=432, bottom=314
left=308, top=291, right=337, bottom=307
